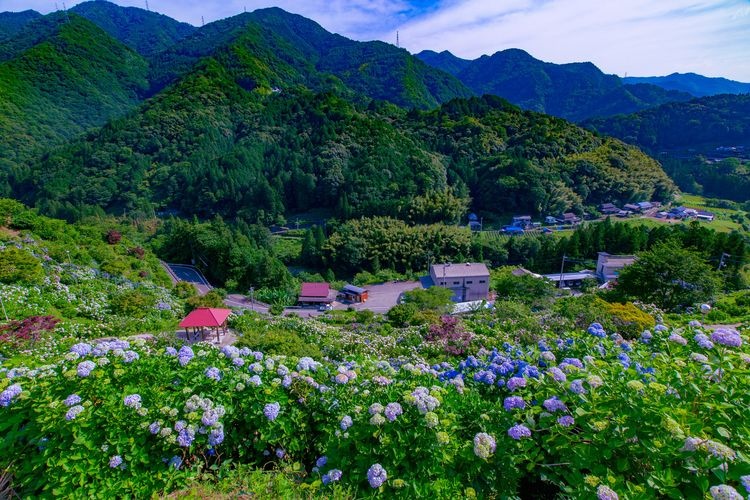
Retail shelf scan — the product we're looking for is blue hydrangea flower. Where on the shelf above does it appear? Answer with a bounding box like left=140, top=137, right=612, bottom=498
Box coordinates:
left=149, top=422, right=161, bottom=435
left=543, top=397, right=567, bottom=412
left=654, top=324, right=668, bottom=332
left=557, top=415, right=575, bottom=427
left=208, top=426, right=224, bottom=446
left=473, top=432, right=496, bottom=459
left=367, top=463, right=387, bottom=488
left=70, top=343, right=93, bottom=357
left=587, top=323, right=606, bottom=338
left=503, top=396, right=526, bottom=411
left=597, top=485, right=619, bottom=500
left=694, top=333, right=715, bottom=349
left=65, top=405, right=84, bottom=420
left=0, top=384, right=22, bottom=407
left=249, top=375, right=262, bottom=386
left=322, top=468, right=342, bottom=484
left=123, top=394, right=142, bottom=409
left=316, top=456, right=328, bottom=468
left=177, top=346, right=194, bottom=366
left=569, top=379, right=586, bottom=395
left=709, top=485, right=742, bottom=500
left=177, top=427, right=195, bottom=447
left=740, top=476, right=750, bottom=494
left=205, top=367, right=222, bottom=381
left=232, top=357, right=245, bottom=367
left=275, top=448, right=285, bottom=458
left=264, top=402, right=281, bottom=421
left=508, top=424, right=531, bottom=440
left=384, top=402, right=403, bottom=422
left=711, top=328, right=742, bottom=348
left=168, top=456, right=183, bottom=469
left=548, top=366, right=567, bottom=382
left=109, top=455, right=124, bottom=469
left=507, top=377, right=526, bottom=392
left=640, top=330, right=653, bottom=344
left=668, top=333, right=687, bottom=345
left=77, top=360, right=96, bottom=377
left=165, top=346, right=178, bottom=356
left=201, top=409, right=221, bottom=427
left=340, top=415, right=353, bottom=431
left=63, top=394, right=81, bottom=407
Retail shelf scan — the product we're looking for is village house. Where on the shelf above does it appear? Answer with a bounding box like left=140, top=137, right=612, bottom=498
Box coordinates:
left=511, top=215, right=533, bottom=228
left=599, top=203, right=621, bottom=215
left=298, top=282, right=336, bottom=306
left=467, top=213, right=482, bottom=231
left=340, top=284, right=369, bottom=303
left=430, top=262, right=490, bottom=302
left=696, top=210, right=715, bottom=221
left=542, top=270, right=597, bottom=289
left=596, top=252, right=636, bottom=282
left=556, top=213, right=581, bottom=225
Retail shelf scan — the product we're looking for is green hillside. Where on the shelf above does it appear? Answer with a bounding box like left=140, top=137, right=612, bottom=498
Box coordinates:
left=584, top=94, right=750, bottom=153
left=149, top=8, right=473, bottom=108
left=70, top=0, right=196, bottom=56
left=416, top=49, right=692, bottom=122
left=0, top=13, right=148, bottom=176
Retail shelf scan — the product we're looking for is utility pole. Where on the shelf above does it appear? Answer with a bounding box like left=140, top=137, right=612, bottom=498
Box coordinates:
left=558, top=254, right=566, bottom=289
left=248, top=287, right=254, bottom=311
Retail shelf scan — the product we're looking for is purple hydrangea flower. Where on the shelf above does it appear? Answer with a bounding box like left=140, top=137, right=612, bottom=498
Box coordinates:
left=205, top=367, right=222, bottom=381
left=369, top=403, right=384, bottom=415
left=340, top=415, right=353, bottom=431
left=640, top=330, right=652, bottom=343
left=149, top=422, right=161, bottom=435
left=168, top=456, right=183, bottom=469
left=503, top=396, right=526, bottom=411
left=367, top=463, right=387, bottom=488
left=122, top=350, right=139, bottom=363
left=654, top=324, right=668, bottom=332
left=77, top=360, right=96, bottom=377
left=165, top=346, right=178, bottom=356
left=557, top=415, right=575, bottom=427
left=508, top=424, right=531, bottom=440
left=507, top=377, right=527, bottom=392
left=740, top=476, right=750, bottom=494
left=123, top=394, right=142, bottom=409
left=63, top=394, right=82, bottom=407
left=473, top=432, right=496, bottom=459
left=543, top=397, right=567, bottom=412
left=384, top=402, right=403, bottom=422
left=561, top=358, right=584, bottom=369
left=249, top=375, right=262, bottom=386
left=109, top=455, right=123, bottom=468
left=711, top=328, right=742, bottom=348
left=264, top=402, right=280, bottom=421
left=0, top=384, right=22, bottom=407
left=323, top=468, right=342, bottom=484
left=597, top=485, right=619, bottom=500
left=177, top=346, right=194, bottom=366
left=668, top=333, right=687, bottom=345
left=316, top=456, right=328, bottom=468
left=232, top=357, right=245, bottom=367
left=201, top=409, right=221, bottom=427
left=65, top=405, right=84, bottom=420
left=275, top=447, right=285, bottom=459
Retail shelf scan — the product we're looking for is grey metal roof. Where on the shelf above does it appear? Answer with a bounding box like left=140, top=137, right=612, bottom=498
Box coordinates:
left=430, top=263, right=490, bottom=278
left=342, top=284, right=366, bottom=294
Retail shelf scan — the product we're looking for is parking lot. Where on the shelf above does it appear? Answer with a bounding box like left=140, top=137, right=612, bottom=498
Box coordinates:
left=335, top=281, right=423, bottom=313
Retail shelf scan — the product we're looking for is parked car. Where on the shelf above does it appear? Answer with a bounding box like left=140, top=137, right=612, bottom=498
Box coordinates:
left=318, top=304, right=333, bottom=311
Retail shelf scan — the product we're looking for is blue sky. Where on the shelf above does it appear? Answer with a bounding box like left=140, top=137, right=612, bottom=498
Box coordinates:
left=8, top=0, right=750, bottom=81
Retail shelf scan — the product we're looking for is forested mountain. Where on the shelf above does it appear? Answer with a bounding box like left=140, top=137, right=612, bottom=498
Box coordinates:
left=70, top=1, right=196, bottom=56
left=624, top=73, right=750, bottom=98
left=0, top=13, right=148, bottom=179
left=416, top=49, right=692, bottom=122
left=584, top=94, right=750, bottom=153
left=148, top=7, right=473, bottom=108
left=0, top=10, right=41, bottom=41
left=16, top=50, right=673, bottom=224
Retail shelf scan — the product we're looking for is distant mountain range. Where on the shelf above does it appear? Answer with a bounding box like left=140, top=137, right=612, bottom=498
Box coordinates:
left=416, top=49, right=694, bottom=122
left=624, top=73, right=750, bottom=98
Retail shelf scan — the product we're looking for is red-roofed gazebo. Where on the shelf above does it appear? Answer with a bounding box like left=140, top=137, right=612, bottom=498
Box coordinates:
left=179, top=307, right=231, bottom=343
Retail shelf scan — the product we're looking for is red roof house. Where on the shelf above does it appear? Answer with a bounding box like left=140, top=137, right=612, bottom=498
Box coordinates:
left=179, top=307, right=232, bottom=343
left=298, top=282, right=334, bottom=305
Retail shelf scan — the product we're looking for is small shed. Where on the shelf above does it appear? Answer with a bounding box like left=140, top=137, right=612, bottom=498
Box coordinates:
left=341, top=284, right=369, bottom=303
left=179, top=307, right=231, bottom=343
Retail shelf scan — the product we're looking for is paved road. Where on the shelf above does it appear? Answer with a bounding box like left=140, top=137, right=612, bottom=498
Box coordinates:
left=165, top=263, right=213, bottom=295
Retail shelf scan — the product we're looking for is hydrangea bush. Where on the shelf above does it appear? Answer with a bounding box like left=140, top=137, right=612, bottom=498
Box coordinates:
left=1, top=322, right=749, bottom=497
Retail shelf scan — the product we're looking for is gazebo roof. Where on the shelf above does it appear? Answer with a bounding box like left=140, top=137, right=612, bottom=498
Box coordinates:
left=179, top=307, right=232, bottom=328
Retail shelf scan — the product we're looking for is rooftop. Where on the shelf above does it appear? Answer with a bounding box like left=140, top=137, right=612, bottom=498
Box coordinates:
left=299, top=282, right=330, bottom=298
left=179, top=308, right=232, bottom=328
left=430, top=262, right=490, bottom=278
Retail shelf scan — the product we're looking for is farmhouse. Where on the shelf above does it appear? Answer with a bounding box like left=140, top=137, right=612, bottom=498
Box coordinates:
left=596, top=252, right=636, bottom=282
left=298, top=282, right=335, bottom=306
left=430, top=262, right=490, bottom=302
left=542, top=270, right=597, bottom=289
left=599, top=203, right=620, bottom=215
left=696, top=210, right=715, bottom=221
left=511, top=215, right=532, bottom=228
left=556, top=213, right=581, bottom=225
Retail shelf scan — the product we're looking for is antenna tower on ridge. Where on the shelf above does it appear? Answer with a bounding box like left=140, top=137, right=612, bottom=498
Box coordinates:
left=396, top=31, right=400, bottom=48
left=62, top=1, right=70, bottom=22
left=201, top=16, right=205, bottom=27
left=145, top=0, right=150, bottom=11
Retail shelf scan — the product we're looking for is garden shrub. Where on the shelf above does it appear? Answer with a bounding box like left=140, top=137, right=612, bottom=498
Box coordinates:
left=236, top=327, right=323, bottom=359
left=0, top=247, right=44, bottom=284
left=604, top=302, right=655, bottom=339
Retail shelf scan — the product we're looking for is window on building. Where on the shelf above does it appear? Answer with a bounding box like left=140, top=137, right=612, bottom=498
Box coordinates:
left=479, top=280, right=486, bottom=284
left=453, top=281, right=460, bottom=285
left=466, top=280, right=473, bottom=284
left=440, top=281, right=445, bottom=285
